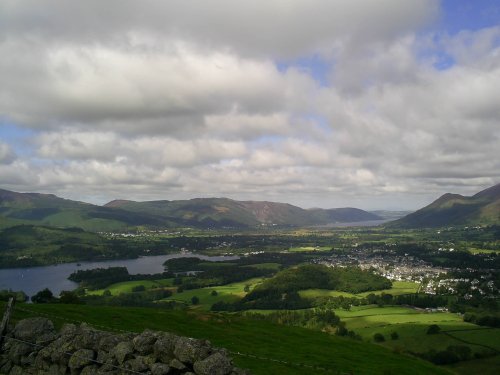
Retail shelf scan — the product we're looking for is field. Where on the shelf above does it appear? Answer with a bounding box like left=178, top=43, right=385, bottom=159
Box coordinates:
left=6, top=301, right=450, bottom=375
left=299, top=280, right=420, bottom=299
left=87, top=278, right=175, bottom=296
left=163, top=277, right=265, bottom=310
left=288, top=246, right=332, bottom=252
left=334, top=305, right=498, bottom=356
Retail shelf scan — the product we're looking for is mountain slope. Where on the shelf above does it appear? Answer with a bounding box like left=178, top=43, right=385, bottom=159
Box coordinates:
left=390, top=183, right=500, bottom=228
left=105, top=197, right=383, bottom=227
left=0, top=188, right=382, bottom=230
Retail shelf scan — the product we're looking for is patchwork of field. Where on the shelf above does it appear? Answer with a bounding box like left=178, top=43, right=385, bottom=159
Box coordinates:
left=87, top=278, right=174, bottom=295
left=299, top=280, right=420, bottom=299
left=336, top=305, right=498, bottom=356
left=162, top=277, right=265, bottom=310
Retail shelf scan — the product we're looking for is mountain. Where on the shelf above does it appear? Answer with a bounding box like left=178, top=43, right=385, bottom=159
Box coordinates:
left=0, top=189, right=167, bottom=231
left=104, top=198, right=383, bottom=227
left=0, top=188, right=383, bottom=230
left=390, top=183, right=500, bottom=228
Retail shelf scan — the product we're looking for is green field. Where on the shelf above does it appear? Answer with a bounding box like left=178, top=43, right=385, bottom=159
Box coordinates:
left=163, top=277, right=265, bottom=310
left=299, top=281, right=420, bottom=299
left=334, top=305, right=496, bottom=356
left=243, top=262, right=282, bottom=270
left=6, top=302, right=450, bottom=375
left=288, top=246, right=332, bottom=252
left=87, top=278, right=175, bottom=296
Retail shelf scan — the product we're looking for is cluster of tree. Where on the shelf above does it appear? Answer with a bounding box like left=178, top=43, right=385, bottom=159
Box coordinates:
left=463, top=313, right=500, bottom=328
left=0, top=289, right=28, bottom=302
left=246, top=264, right=391, bottom=296
left=82, top=288, right=173, bottom=307
left=212, top=290, right=310, bottom=311
left=244, top=308, right=360, bottom=339
left=68, top=267, right=173, bottom=290
left=418, top=345, right=477, bottom=365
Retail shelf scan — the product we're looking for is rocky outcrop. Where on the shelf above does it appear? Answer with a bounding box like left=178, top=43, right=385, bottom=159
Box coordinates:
left=0, top=318, right=249, bottom=375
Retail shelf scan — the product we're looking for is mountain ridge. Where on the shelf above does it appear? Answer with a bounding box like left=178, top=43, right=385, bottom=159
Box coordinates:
left=0, top=188, right=383, bottom=230
left=390, top=183, right=500, bottom=228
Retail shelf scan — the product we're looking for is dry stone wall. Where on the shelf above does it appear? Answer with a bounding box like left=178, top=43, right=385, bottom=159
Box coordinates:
left=0, top=317, right=249, bottom=375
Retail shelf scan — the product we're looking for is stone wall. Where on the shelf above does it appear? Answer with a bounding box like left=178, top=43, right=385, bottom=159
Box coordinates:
left=0, top=317, right=249, bottom=375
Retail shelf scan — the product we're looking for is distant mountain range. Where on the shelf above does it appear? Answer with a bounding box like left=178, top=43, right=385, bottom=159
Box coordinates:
left=390, top=183, right=500, bottom=228
left=0, top=188, right=383, bottom=231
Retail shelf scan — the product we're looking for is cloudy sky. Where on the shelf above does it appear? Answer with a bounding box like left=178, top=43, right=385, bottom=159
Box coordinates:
left=0, top=0, right=499, bottom=210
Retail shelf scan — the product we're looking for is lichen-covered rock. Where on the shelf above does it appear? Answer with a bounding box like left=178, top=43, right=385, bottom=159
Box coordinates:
left=150, top=362, right=170, bottom=375
left=133, top=330, right=158, bottom=354
left=193, top=352, right=233, bottom=375
left=154, top=333, right=178, bottom=363
left=8, top=342, right=32, bottom=364
left=111, top=341, right=134, bottom=364
left=12, top=318, right=55, bottom=343
left=173, top=337, right=211, bottom=364
left=2, top=318, right=247, bottom=375
left=68, top=348, right=95, bottom=369
left=169, top=358, right=186, bottom=370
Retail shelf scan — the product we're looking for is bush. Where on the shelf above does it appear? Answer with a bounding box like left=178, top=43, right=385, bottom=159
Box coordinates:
left=132, top=285, right=146, bottom=292
left=390, top=332, right=399, bottom=340
left=59, top=290, right=82, bottom=304
left=191, top=296, right=200, bottom=305
left=31, top=288, right=55, bottom=303
left=373, top=333, right=385, bottom=342
left=211, top=290, right=218, bottom=296
left=427, top=324, right=441, bottom=335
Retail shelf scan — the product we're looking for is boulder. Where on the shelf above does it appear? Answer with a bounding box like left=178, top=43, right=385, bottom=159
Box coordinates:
left=150, top=362, right=170, bottom=375
left=112, top=341, right=134, bottom=364
left=193, top=352, right=233, bottom=375
left=68, top=348, right=95, bottom=369
left=173, top=337, right=211, bottom=364
left=12, top=318, right=55, bottom=343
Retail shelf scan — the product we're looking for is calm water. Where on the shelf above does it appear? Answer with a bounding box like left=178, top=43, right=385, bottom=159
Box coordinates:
left=0, top=253, right=239, bottom=298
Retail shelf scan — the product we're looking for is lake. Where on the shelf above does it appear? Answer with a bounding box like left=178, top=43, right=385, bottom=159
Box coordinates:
left=0, top=252, right=239, bottom=298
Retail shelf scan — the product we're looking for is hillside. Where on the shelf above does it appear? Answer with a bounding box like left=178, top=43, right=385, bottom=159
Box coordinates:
left=104, top=197, right=383, bottom=227
left=0, top=188, right=382, bottom=230
left=390, top=183, right=500, bottom=228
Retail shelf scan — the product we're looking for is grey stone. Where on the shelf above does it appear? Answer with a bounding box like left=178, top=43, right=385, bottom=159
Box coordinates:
left=124, top=356, right=149, bottom=372
left=169, top=358, right=186, bottom=370
left=150, top=362, right=170, bottom=375
left=8, top=365, right=24, bottom=375
left=173, top=337, right=211, bottom=364
left=12, top=318, right=55, bottom=343
left=81, top=364, right=99, bottom=375
left=153, top=333, right=178, bottom=363
left=112, top=341, right=134, bottom=364
left=193, top=352, right=233, bottom=375
left=8, top=342, right=32, bottom=364
left=68, top=348, right=95, bottom=369
left=133, top=330, right=158, bottom=354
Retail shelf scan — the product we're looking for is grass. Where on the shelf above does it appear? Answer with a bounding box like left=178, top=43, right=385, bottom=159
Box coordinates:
left=299, top=281, right=420, bottom=299
left=87, top=279, right=175, bottom=296
left=163, top=277, right=265, bottom=311
left=242, top=262, right=281, bottom=270
left=445, top=354, right=500, bottom=375
left=6, top=302, right=451, bottom=375
left=288, top=246, right=332, bottom=252
left=334, top=305, right=496, bottom=356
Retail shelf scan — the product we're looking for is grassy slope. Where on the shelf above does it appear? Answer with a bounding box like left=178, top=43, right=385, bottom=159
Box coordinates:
left=335, top=305, right=497, bottom=355
left=299, top=281, right=420, bottom=299
left=7, top=302, right=450, bottom=375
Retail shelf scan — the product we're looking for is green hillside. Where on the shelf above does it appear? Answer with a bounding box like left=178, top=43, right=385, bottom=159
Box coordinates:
left=7, top=302, right=450, bottom=375
left=390, top=183, right=500, bottom=228
left=0, top=188, right=383, bottom=230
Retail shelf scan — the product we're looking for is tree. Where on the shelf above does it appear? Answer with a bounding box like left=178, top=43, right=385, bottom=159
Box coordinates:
left=31, top=288, right=55, bottom=303
left=373, top=333, right=385, bottom=342
left=390, top=331, right=399, bottom=340
left=191, top=296, right=200, bottom=305
left=102, top=289, right=112, bottom=297
left=59, top=290, right=82, bottom=304
left=244, top=285, right=250, bottom=292
left=211, top=290, right=218, bottom=296
left=427, top=324, right=441, bottom=335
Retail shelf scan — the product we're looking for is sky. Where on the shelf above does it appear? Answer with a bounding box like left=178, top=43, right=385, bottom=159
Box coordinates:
left=0, top=0, right=499, bottom=210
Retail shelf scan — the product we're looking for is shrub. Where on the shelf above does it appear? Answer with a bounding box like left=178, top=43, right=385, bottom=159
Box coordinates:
left=31, top=288, right=55, bottom=303
left=373, top=333, right=385, bottom=342
left=132, top=285, right=146, bottom=292
left=191, top=296, right=200, bottom=305
left=427, top=324, right=441, bottom=335
left=211, top=290, right=218, bottom=296
left=390, top=332, right=399, bottom=340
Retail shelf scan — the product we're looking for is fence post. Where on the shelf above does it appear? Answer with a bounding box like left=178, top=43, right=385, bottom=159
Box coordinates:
left=0, top=297, right=15, bottom=348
